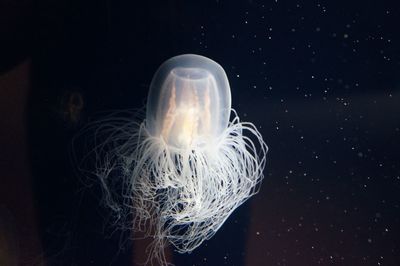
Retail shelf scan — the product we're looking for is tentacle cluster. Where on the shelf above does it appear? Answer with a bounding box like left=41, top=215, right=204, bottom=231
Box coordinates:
left=76, top=110, right=267, bottom=265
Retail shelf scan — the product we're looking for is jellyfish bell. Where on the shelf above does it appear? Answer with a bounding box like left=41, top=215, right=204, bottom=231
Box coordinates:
left=146, top=54, right=231, bottom=150
left=79, top=54, right=268, bottom=266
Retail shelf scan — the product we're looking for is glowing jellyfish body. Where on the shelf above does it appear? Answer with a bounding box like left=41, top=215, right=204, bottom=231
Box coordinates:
left=147, top=55, right=231, bottom=149
left=90, top=54, right=267, bottom=265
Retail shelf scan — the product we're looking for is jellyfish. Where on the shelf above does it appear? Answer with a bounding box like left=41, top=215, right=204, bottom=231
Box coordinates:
left=80, top=54, right=267, bottom=265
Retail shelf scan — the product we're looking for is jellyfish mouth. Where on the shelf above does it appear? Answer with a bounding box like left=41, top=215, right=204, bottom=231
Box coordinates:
left=171, top=67, right=211, bottom=81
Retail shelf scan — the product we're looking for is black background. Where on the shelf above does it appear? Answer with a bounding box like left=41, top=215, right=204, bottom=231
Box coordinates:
left=1, top=0, right=400, bottom=265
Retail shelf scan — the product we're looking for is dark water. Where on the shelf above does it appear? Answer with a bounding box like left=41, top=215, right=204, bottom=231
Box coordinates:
left=1, top=0, right=399, bottom=265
